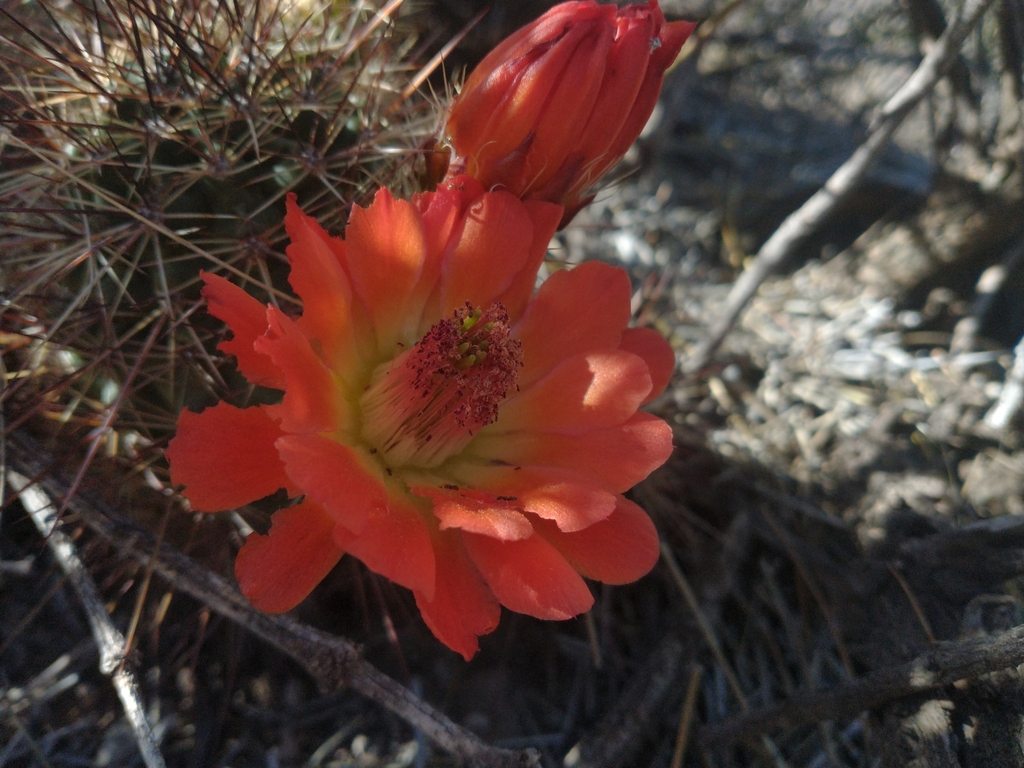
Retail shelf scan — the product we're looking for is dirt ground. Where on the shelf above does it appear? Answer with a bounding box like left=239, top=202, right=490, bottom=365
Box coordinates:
left=4, top=0, right=1024, bottom=766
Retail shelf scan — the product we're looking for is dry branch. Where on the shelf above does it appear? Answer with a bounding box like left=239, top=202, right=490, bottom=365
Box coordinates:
left=6, top=470, right=167, bottom=768
left=698, top=622, right=1024, bottom=748
left=950, top=230, right=1024, bottom=353
left=683, top=0, right=999, bottom=375
left=986, top=332, right=1024, bottom=430
left=564, top=633, right=690, bottom=768
left=4, top=430, right=535, bottom=768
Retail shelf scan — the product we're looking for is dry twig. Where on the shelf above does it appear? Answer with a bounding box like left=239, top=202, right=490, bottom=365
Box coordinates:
left=660, top=543, right=791, bottom=765
left=683, top=0, right=1000, bottom=374
left=563, top=633, right=690, bottom=768
left=6, top=471, right=167, bottom=768
left=670, top=665, right=704, bottom=768
left=985, top=332, right=1024, bottom=430
left=698, top=622, right=1024, bottom=748
left=950, top=230, right=1024, bottom=353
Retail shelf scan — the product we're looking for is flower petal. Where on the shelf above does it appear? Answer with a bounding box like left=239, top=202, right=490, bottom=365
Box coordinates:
left=514, top=261, right=631, bottom=389
left=493, top=199, right=563, bottom=322
left=447, top=463, right=616, bottom=533
left=201, top=271, right=283, bottom=389
left=234, top=499, right=344, bottom=613
left=344, top=189, right=427, bottom=350
left=524, top=24, right=612, bottom=198
left=283, top=195, right=365, bottom=377
left=657, top=19, right=700, bottom=60
left=491, top=349, right=652, bottom=435
left=166, top=403, right=295, bottom=512
left=602, top=17, right=697, bottom=167
left=338, top=491, right=436, bottom=599
left=558, top=14, right=653, bottom=195
left=276, top=434, right=436, bottom=597
left=407, top=182, right=466, bottom=333
left=462, top=531, right=594, bottom=619
left=275, top=433, right=387, bottom=535
left=468, top=412, right=673, bottom=493
left=447, top=2, right=613, bottom=186
left=618, top=327, right=675, bottom=404
left=531, top=496, right=659, bottom=584
left=411, top=485, right=534, bottom=541
left=256, top=307, right=348, bottom=434
left=414, top=530, right=500, bottom=660
left=437, top=191, right=536, bottom=317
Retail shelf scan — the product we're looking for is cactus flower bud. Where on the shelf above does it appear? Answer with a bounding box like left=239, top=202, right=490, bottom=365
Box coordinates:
left=443, top=0, right=696, bottom=225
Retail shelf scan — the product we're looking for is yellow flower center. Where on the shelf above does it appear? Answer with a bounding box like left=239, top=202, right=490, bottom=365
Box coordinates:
left=359, top=302, right=521, bottom=469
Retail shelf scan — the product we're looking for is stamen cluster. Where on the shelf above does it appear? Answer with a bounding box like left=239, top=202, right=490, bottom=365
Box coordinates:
left=412, top=302, right=522, bottom=429
left=361, top=302, right=521, bottom=468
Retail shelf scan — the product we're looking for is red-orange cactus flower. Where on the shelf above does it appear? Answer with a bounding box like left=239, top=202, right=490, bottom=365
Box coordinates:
left=166, top=179, right=675, bottom=659
left=443, top=0, right=696, bottom=225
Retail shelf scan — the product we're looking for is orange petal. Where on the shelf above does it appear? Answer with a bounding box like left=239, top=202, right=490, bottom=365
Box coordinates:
left=531, top=496, right=659, bottom=584
left=524, top=26, right=612, bottom=196
left=448, top=3, right=612, bottom=185
left=447, top=31, right=567, bottom=179
left=491, top=349, right=652, bottom=435
left=275, top=434, right=388, bottom=535
left=447, top=463, right=616, bottom=533
left=414, top=530, right=500, bottom=660
left=235, top=499, right=344, bottom=613
left=411, top=485, right=533, bottom=541
left=462, top=531, right=594, bottom=620
left=602, top=18, right=697, bottom=165
left=514, top=261, right=632, bottom=389
left=339, top=490, right=436, bottom=599
left=618, top=327, right=675, bottom=404
left=344, top=189, right=427, bottom=349
left=493, top=199, right=563, bottom=322
left=283, top=196, right=364, bottom=377
left=201, top=271, right=283, bottom=389
left=469, top=412, right=673, bottom=493
left=166, top=403, right=296, bottom=512
left=256, top=307, right=347, bottom=434
left=407, top=183, right=464, bottom=332
left=437, top=191, right=535, bottom=317
left=562, top=15, right=653, bottom=186
left=658, top=20, right=700, bottom=59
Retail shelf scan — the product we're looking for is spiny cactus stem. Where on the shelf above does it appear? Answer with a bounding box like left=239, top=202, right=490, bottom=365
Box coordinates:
left=7, top=132, right=297, bottom=300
